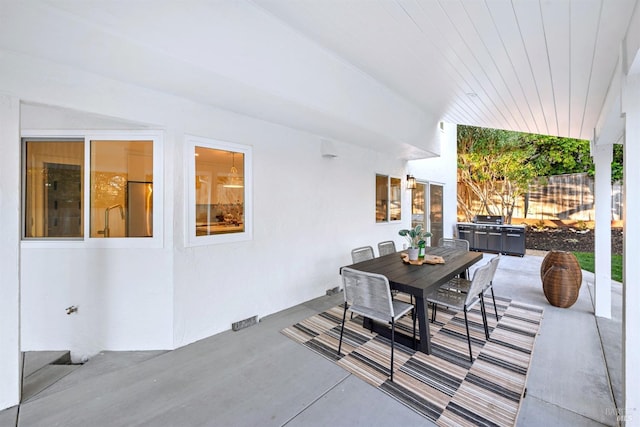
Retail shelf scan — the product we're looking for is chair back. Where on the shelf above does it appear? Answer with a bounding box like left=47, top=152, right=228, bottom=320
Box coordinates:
left=351, top=246, right=375, bottom=263
left=377, top=240, right=397, bottom=256
left=484, top=254, right=501, bottom=288
left=438, top=237, right=469, bottom=251
left=341, top=267, right=394, bottom=319
left=465, top=260, right=495, bottom=306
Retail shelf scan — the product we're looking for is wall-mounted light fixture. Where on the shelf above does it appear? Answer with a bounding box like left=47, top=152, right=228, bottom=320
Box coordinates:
left=406, top=174, right=416, bottom=190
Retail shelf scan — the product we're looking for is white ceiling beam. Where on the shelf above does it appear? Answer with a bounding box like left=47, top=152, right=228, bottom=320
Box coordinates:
left=624, top=0, right=640, bottom=75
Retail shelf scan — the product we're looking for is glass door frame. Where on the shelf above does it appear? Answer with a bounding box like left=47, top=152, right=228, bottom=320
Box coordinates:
left=411, top=180, right=444, bottom=246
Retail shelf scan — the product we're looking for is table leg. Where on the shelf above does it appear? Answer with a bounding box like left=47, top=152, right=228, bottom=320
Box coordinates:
left=414, top=296, right=431, bottom=354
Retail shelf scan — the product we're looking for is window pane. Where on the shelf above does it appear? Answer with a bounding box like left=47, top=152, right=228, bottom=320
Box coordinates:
left=90, top=140, right=153, bottom=238
left=430, top=183, right=444, bottom=245
left=412, top=182, right=426, bottom=230
left=390, top=177, right=401, bottom=221
left=24, top=140, right=84, bottom=238
left=195, top=147, right=245, bottom=236
left=376, top=174, right=388, bottom=223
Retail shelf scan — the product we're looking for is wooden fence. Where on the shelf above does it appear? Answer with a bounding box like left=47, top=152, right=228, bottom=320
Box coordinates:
left=458, top=172, right=623, bottom=222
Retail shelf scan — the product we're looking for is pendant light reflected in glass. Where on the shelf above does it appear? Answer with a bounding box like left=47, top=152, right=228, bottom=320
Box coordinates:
left=406, top=174, right=416, bottom=190
left=223, top=152, right=244, bottom=188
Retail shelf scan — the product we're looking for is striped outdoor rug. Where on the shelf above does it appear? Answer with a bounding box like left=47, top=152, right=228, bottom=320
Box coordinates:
left=281, top=296, right=544, bottom=426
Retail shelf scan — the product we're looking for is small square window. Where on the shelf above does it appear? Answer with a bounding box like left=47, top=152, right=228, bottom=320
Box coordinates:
left=186, top=135, right=252, bottom=246
left=376, top=174, right=402, bottom=223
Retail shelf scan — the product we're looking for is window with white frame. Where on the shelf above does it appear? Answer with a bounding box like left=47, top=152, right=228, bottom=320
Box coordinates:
left=22, top=131, right=163, bottom=247
left=375, top=174, right=402, bottom=223
left=186, top=135, right=252, bottom=246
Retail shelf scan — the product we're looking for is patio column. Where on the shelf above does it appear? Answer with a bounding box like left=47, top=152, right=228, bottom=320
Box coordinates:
left=592, top=143, right=612, bottom=319
left=622, top=72, right=640, bottom=425
left=0, top=94, right=21, bottom=410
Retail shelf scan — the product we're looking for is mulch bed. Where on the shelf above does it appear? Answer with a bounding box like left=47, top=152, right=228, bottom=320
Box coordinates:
left=525, top=227, right=623, bottom=254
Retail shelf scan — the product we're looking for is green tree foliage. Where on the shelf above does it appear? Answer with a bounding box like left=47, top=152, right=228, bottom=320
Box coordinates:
left=457, top=126, right=538, bottom=223
left=457, top=125, right=623, bottom=223
left=527, top=134, right=623, bottom=182
left=611, top=144, right=624, bottom=182
left=528, top=135, right=592, bottom=176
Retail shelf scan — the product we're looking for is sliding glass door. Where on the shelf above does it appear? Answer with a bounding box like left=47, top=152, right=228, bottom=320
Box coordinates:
left=411, top=181, right=443, bottom=246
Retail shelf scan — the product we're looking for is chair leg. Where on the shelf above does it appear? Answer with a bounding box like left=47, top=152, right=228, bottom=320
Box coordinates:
left=412, top=308, right=417, bottom=350
left=479, top=293, right=490, bottom=340
left=463, top=308, right=473, bottom=363
left=410, top=295, right=414, bottom=318
left=490, top=286, right=498, bottom=321
left=338, top=304, right=348, bottom=355
left=431, top=303, right=437, bottom=322
left=390, top=319, right=395, bottom=382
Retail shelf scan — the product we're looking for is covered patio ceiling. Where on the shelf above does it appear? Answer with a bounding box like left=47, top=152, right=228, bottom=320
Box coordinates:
left=1, top=0, right=638, bottom=157
left=257, top=0, right=637, bottom=140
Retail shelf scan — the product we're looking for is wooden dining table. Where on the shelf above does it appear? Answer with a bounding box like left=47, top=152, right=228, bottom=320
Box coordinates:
left=342, top=246, right=483, bottom=355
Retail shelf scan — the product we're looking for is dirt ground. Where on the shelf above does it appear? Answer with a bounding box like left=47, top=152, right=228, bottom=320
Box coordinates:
left=524, top=227, right=623, bottom=254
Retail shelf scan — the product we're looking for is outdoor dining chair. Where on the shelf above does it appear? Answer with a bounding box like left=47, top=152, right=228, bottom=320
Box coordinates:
left=438, top=237, right=471, bottom=278
left=377, top=240, right=397, bottom=256
left=427, top=257, right=497, bottom=362
left=378, top=240, right=415, bottom=304
left=439, top=255, right=501, bottom=321
left=348, top=246, right=376, bottom=320
left=351, top=246, right=375, bottom=263
left=338, top=267, right=416, bottom=381
left=438, top=237, right=470, bottom=250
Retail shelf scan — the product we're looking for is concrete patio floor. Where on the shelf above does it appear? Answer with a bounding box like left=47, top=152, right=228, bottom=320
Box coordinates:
left=0, top=252, right=622, bottom=426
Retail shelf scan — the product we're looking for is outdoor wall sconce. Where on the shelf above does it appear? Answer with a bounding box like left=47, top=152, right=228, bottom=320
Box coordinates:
left=406, top=174, right=416, bottom=190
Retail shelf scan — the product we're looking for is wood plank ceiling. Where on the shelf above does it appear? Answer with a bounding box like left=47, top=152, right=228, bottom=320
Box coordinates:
left=255, top=0, right=637, bottom=140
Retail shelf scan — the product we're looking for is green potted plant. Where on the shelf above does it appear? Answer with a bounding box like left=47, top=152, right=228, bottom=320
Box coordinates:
left=399, top=224, right=432, bottom=260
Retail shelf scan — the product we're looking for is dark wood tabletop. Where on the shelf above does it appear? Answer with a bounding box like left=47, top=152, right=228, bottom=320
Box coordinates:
left=342, top=246, right=483, bottom=354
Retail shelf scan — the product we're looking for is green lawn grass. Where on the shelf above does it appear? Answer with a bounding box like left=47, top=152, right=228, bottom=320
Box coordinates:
left=572, top=252, right=623, bottom=282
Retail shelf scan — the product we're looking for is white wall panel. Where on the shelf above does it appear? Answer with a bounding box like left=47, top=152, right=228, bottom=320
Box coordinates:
left=0, top=95, right=21, bottom=410
left=0, top=1, right=437, bottom=159
left=1, top=49, right=449, bottom=356
left=408, top=122, right=458, bottom=239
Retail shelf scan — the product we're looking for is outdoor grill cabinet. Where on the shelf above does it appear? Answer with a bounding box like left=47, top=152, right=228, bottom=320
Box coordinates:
left=457, top=216, right=526, bottom=257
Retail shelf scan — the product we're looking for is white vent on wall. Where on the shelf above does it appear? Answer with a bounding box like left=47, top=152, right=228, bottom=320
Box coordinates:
left=232, top=315, right=259, bottom=331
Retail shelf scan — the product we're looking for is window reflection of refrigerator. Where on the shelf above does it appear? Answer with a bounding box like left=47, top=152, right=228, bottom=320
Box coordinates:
left=127, top=181, right=153, bottom=237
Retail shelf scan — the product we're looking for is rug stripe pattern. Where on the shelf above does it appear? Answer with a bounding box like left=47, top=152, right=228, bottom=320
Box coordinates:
left=281, top=298, right=543, bottom=426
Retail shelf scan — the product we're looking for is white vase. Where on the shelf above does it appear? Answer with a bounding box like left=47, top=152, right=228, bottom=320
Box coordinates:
left=407, top=247, right=419, bottom=261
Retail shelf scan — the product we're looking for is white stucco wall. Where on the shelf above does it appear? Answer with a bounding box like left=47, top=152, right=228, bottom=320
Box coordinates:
left=172, top=132, right=410, bottom=347
left=20, top=248, right=174, bottom=358
left=408, top=122, right=459, bottom=239
left=0, top=1, right=439, bottom=160
left=1, top=52, right=452, bottom=359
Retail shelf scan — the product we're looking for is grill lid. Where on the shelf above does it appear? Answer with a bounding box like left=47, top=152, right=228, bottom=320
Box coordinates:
left=473, top=215, right=504, bottom=225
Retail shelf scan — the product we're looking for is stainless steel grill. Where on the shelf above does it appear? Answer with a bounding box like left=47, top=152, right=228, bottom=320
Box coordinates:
left=457, top=216, right=525, bottom=256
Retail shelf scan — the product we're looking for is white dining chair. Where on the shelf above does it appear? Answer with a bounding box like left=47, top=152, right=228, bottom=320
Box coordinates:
left=338, top=267, right=416, bottom=381
left=426, top=258, right=497, bottom=362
